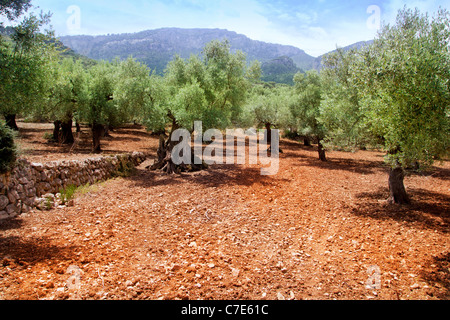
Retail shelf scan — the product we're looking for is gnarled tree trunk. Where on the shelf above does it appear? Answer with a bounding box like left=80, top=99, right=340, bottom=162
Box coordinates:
left=318, top=138, right=327, bottom=162
left=264, top=123, right=283, bottom=155
left=388, top=166, right=410, bottom=205
left=149, top=120, right=207, bottom=174
left=60, top=119, right=74, bottom=144
left=75, top=121, right=81, bottom=133
left=304, top=137, right=311, bottom=147
left=265, top=123, right=272, bottom=146
left=92, top=122, right=105, bottom=153
left=53, top=120, right=61, bottom=141
left=4, top=114, right=18, bottom=131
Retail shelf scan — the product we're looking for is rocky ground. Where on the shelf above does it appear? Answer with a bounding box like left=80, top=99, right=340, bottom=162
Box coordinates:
left=0, top=121, right=448, bottom=300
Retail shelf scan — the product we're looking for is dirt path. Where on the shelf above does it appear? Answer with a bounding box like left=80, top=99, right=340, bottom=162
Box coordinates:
left=0, top=124, right=449, bottom=300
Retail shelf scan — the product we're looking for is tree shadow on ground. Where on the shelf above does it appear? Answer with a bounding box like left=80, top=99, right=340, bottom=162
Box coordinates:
left=128, top=162, right=284, bottom=190
left=408, top=166, right=450, bottom=182
left=286, top=151, right=386, bottom=175
left=420, top=252, right=450, bottom=300
left=17, top=127, right=51, bottom=140
left=0, top=235, right=79, bottom=267
left=112, top=128, right=154, bottom=138
left=352, top=187, right=450, bottom=233
left=279, top=140, right=387, bottom=175
left=104, top=135, right=142, bottom=143
left=17, top=121, right=160, bottom=159
left=0, top=218, right=24, bottom=232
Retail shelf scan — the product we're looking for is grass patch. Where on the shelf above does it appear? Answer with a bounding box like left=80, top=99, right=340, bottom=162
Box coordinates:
left=59, top=184, right=78, bottom=205
left=59, top=181, right=108, bottom=205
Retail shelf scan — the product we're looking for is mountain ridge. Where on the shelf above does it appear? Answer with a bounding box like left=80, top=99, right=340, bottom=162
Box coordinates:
left=59, top=28, right=317, bottom=74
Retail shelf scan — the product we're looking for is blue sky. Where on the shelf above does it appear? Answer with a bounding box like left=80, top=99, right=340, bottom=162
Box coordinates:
left=2, top=0, right=448, bottom=56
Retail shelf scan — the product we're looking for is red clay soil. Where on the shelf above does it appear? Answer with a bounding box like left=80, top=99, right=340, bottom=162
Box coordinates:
left=0, top=121, right=448, bottom=300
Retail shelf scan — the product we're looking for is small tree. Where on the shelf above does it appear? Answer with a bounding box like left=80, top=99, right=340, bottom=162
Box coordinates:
left=352, top=7, right=450, bottom=204
left=0, top=12, right=55, bottom=130
left=80, top=61, right=116, bottom=152
left=46, top=58, right=87, bottom=144
left=292, top=70, right=327, bottom=161
left=244, top=84, right=293, bottom=149
left=114, top=57, right=153, bottom=126
left=79, top=58, right=151, bottom=152
left=319, top=48, right=372, bottom=152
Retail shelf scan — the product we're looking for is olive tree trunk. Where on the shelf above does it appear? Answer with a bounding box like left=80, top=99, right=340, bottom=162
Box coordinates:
left=388, top=167, right=410, bottom=205
left=60, top=119, right=74, bottom=144
left=53, top=120, right=61, bottom=141
left=4, top=114, right=18, bottom=131
left=304, top=137, right=312, bottom=147
left=149, top=120, right=207, bottom=174
left=318, top=138, right=327, bottom=162
left=92, top=122, right=105, bottom=153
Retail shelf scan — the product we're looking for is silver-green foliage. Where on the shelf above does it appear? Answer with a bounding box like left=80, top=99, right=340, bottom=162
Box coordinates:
left=352, top=7, right=450, bottom=168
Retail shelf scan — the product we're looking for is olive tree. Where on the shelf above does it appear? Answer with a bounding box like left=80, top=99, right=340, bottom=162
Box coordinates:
left=78, top=57, right=151, bottom=152
left=319, top=48, right=372, bottom=152
left=0, top=0, right=31, bottom=21
left=292, top=70, right=327, bottom=161
left=79, top=61, right=116, bottom=152
left=146, top=40, right=253, bottom=173
left=46, top=58, right=87, bottom=144
left=243, top=84, right=293, bottom=149
left=0, top=12, right=55, bottom=130
left=352, top=8, right=450, bottom=204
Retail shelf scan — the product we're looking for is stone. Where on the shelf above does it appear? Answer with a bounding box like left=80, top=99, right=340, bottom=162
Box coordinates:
left=31, top=163, right=43, bottom=171
left=18, top=177, right=29, bottom=185
left=54, top=179, right=63, bottom=188
left=0, top=211, right=9, bottom=220
left=6, top=204, right=19, bottom=216
left=24, top=197, right=35, bottom=207
left=26, top=187, right=36, bottom=198
left=38, top=182, right=51, bottom=193
left=0, top=195, right=8, bottom=211
left=34, top=197, right=44, bottom=207
left=40, top=171, right=48, bottom=182
left=22, top=204, right=31, bottom=213
left=16, top=184, right=24, bottom=193
left=35, top=198, right=52, bottom=211
left=7, top=190, right=18, bottom=204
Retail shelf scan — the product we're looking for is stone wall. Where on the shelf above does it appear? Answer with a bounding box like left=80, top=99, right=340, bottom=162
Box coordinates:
left=0, top=152, right=147, bottom=220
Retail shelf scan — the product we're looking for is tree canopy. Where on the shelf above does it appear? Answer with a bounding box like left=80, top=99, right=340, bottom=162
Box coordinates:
left=0, top=0, right=31, bottom=21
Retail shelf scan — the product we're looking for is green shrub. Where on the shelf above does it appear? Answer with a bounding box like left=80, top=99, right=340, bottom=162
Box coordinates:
left=59, top=184, right=77, bottom=205
left=0, top=121, right=17, bottom=174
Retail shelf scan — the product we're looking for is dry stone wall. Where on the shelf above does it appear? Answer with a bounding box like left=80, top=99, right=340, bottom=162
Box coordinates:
left=0, top=152, right=147, bottom=220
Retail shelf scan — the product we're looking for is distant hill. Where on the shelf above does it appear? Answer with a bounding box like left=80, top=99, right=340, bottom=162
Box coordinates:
left=261, top=56, right=302, bottom=85
left=0, top=25, right=14, bottom=37
left=313, top=40, right=374, bottom=70
left=60, top=28, right=317, bottom=75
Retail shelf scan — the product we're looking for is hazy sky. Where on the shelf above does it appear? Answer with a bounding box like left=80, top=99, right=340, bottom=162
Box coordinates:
left=4, top=0, right=448, bottom=57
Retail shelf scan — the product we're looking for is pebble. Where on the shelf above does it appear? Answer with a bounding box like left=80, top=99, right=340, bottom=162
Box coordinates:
left=410, top=283, right=420, bottom=289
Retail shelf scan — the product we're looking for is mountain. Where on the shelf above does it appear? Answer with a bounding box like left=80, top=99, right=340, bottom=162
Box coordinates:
left=59, top=28, right=317, bottom=74
left=261, top=56, right=302, bottom=85
left=312, top=40, right=374, bottom=70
